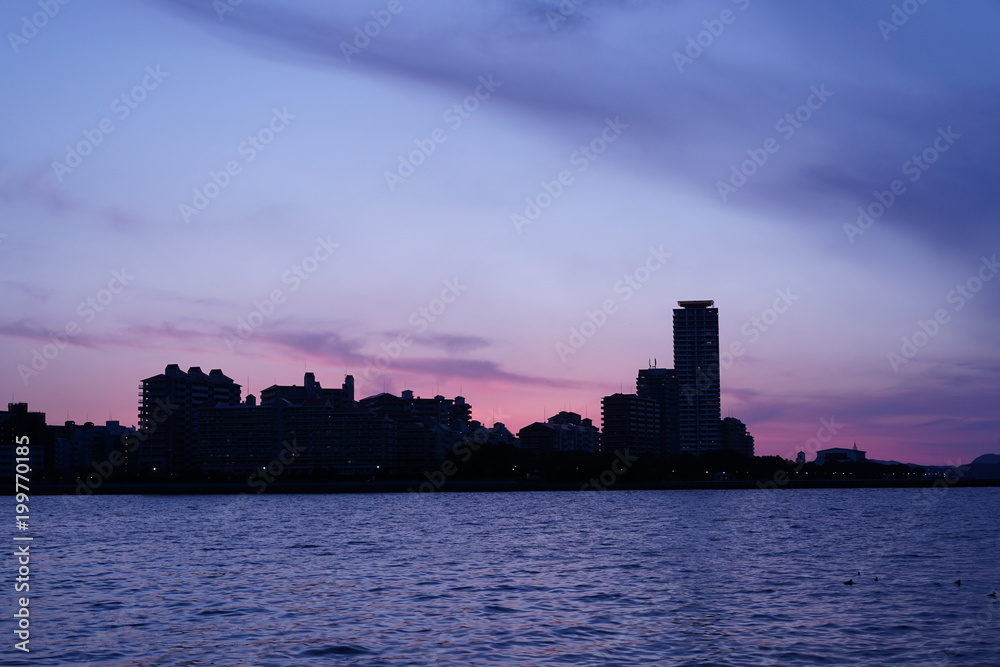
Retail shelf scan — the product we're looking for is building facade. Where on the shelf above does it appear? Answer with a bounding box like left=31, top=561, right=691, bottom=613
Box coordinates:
left=815, top=445, right=866, bottom=465
left=636, top=366, right=679, bottom=456
left=720, top=416, right=754, bottom=457
left=260, top=372, right=354, bottom=409
left=137, top=365, right=242, bottom=477
left=673, top=300, right=721, bottom=453
left=193, top=399, right=395, bottom=478
left=0, top=403, right=52, bottom=481
left=52, top=420, right=134, bottom=478
left=600, top=393, right=661, bottom=456
left=517, top=411, right=600, bottom=454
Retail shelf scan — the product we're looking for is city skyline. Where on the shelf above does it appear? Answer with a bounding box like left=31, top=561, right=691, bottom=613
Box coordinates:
left=2, top=1, right=999, bottom=466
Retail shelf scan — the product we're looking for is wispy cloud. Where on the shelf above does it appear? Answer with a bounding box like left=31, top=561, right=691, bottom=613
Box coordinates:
left=0, top=163, right=153, bottom=232
left=412, top=333, right=493, bottom=354
left=152, top=0, right=1000, bottom=253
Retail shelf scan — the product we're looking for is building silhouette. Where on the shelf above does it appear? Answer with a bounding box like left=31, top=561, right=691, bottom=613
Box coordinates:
left=194, top=387, right=395, bottom=478
left=52, top=419, right=133, bottom=478
left=468, top=420, right=518, bottom=448
left=0, top=403, right=52, bottom=480
left=673, top=300, right=721, bottom=453
left=636, top=365, right=679, bottom=456
left=260, top=372, right=354, bottom=408
left=134, top=368, right=480, bottom=478
left=720, top=416, right=754, bottom=457
left=138, top=365, right=241, bottom=477
left=517, top=411, right=600, bottom=454
left=816, top=444, right=866, bottom=465
left=358, top=390, right=474, bottom=473
left=600, top=393, right=660, bottom=456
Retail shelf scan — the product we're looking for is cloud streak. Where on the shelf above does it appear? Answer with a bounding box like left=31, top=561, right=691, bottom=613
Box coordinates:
left=153, top=0, right=1000, bottom=253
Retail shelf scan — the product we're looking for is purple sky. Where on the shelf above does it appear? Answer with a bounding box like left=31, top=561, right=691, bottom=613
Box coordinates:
left=2, top=0, right=998, bottom=465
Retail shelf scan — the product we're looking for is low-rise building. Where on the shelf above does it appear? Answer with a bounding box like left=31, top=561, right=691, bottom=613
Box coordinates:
left=815, top=444, right=867, bottom=465
left=517, top=411, right=600, bottom=454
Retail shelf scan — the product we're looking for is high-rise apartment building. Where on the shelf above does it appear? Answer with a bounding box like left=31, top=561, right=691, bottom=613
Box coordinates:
left=137, top=365, right=241, bottom=477
left=673, top=300, right=721, bottom=453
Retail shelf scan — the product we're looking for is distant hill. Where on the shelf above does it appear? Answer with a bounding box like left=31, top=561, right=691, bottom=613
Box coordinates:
left=968, top=453, right=1000, bottom=479
left=868, top=459, right=904, bottom=467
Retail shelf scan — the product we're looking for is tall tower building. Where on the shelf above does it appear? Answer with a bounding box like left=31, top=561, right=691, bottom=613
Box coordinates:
left=673, top=300, right=721, bottom=454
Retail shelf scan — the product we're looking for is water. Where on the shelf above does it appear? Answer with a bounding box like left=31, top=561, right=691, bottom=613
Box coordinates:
left=9, top=488, right=1000, bottom=665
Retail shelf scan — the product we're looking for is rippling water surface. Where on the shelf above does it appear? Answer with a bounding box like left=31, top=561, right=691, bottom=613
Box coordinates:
left=13, top=488, right=1000, bottom=665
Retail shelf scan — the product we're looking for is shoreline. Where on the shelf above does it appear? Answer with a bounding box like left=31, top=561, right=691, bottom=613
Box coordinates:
left=22, top=478, right=1000, bottom=495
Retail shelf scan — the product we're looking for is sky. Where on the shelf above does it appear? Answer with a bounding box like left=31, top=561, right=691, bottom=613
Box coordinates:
left=1, top=0, right=998, bottom=465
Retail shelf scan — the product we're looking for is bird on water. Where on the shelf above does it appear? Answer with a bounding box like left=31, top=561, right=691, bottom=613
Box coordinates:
left=988, top=592, right=997, bottom=598
left=844, top=579, right=854, bottom=585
